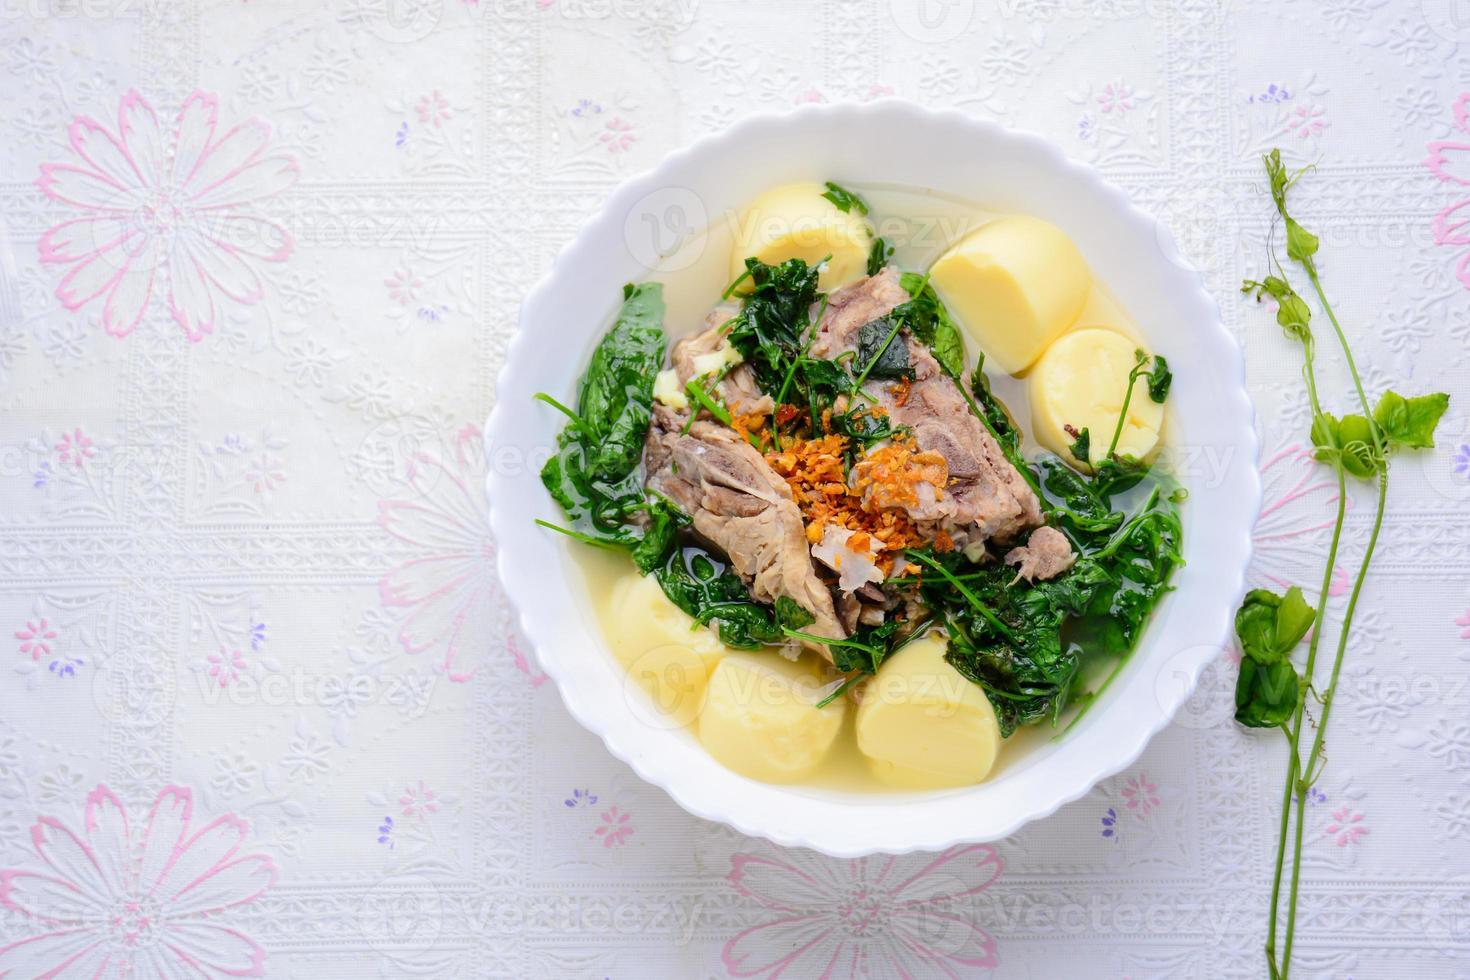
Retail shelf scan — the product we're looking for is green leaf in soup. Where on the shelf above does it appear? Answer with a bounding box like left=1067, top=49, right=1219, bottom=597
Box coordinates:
left=1235, top=587, right=1315, bottom=665
left=867, top=236, right=891, bottom=276
left=1147, top=355, right=1173, bottom=403
left=821, top=181, right=870, bottom=215
left=1234, top=657, right=1299, bottom=728
left=856, top=315, right=913, bottom=381
left=774, top=596, right=816, bottom=630
left=1373, top=390, right=1449, bottom=450
left=576, top=282, right=667, bottom=482
left=897, top=272, right=967, bottom=379
left=1068, top=427, right=1091, bottom=465
left=630, top=498, right=687, bottom=574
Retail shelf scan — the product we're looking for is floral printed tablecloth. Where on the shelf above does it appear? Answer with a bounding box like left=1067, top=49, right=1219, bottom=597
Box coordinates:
left=1, top=1, right=1469, bottom=977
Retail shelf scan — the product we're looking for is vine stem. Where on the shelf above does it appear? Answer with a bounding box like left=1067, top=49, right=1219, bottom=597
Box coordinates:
left=1264, top=326, right=1343, bottom=980
left=1277, top=266, right=1386, bottom=980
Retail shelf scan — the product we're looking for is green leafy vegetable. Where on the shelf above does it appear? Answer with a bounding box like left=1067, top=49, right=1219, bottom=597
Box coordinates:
left=538, top=283, right=672, bottom=549
left=1235, top=587, right=1315, bottom=665
left=1147, top=355, right=1173, bottom=403
left=821, top=181, right=869, bottom=215
left=1373, top=390, right=1448, bottom=450
left=1068, top=427, right=1091, bottom=464
left=867, top=236, right=891, bottom=276
left=654, top=546, right=786, bottom=649
left=898, top=272, right=966, bottom=378
left=855, top=315, right=913, bottom=381
left=1238, top=148, right=1450, bottom=980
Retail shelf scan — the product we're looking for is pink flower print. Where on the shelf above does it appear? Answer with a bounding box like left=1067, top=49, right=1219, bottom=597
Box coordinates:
left=414, top=90, right=451, bottom=129
left=36, top=90, right=298, bottom=341
left=1252, top=445, right=1350, bottom=598
left=1427, top=93, right=1470, bottom=289
left=243, top=453, right=284, bottom=495
left=15, top=618, right=58, bottom=661
left=722, top=844, right=1001, bottom=977
left=1121, top=773, right=1160, bottom=816
left=1097, top=80, right=1135, bottom=114
left=1456, top=609, right=1470, bottom=640
left=599, top=116, right=637, bottom=154
left=795, top=87, right=826, bottom=105
left=1325, top=805, right=1366, bottom=847
left=207, top=648, right=245, bottom=688
left=55, top=427, right=95, bottom=468
left=507, top=630, right=548, bottom=687
left=377, top=424, right=498, bottom=682
left=384, top=268, right=422, bottom=306
left=399, top=781, right=438, bottom=819
left=593, top=806, right=633, bottom=848
left=1291, top=103, right=1328, bottom=138
left=0, top=784, right=276, bottom=977
left=865, top=84, right=895, bottom=100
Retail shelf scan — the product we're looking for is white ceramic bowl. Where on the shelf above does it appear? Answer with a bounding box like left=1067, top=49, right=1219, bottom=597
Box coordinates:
left=485, top=100, right=1258, bottom=858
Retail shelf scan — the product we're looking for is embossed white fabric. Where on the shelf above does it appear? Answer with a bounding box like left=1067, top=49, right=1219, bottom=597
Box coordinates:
left=1, top=2, right=1468, bottom=977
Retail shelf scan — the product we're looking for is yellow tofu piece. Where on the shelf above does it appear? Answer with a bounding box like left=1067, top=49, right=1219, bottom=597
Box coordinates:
left=1029, top=326, right=1164, bottom=467
left=609, top=574, right=726, bottom=728
left=699, top=651, right=846, bottom=783
left=855, top=635, right=1001, bottom=788
left=729, top=182, right=872, bottom=292
left=929, top=216, right=1091, bottom=374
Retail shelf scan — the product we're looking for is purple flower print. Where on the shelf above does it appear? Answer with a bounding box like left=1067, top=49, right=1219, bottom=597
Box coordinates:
left=570, top=98, right=603, bottom=118
left=32, top=461, right=51, bottom=489
left=593, top=806, right=633, bottom=847
left=564, top=788, right=598, bottom=809
left=48, top=655, right=83, bottom=679
left=1248, top=83, right=1292, bottom=104
left=1454, top=444, right=1470, bottom=477
left=1426, top=93, right=1470, bottom=290
left=0, top=784, right=276, bottom=977
left=1325, top=806, right=1366, bottom=847
left=15, top=618, right=57, bottom=661
left=35, top=90, right=299, bottom=341
left=377, top=815, right=395, bottom=849
left=1101, top=807, right=1118, bottom=839
left=1121, top=773, right=1160, bottom=816
left=54, top=427, right=94, bottom=468
left=722, top=844, right=1001, bottom=977
left=1308, top=787, right=1328, bottom=805
left=250, top=621, right=267, bottom=651
left=394, top=121, right=409, bottom=148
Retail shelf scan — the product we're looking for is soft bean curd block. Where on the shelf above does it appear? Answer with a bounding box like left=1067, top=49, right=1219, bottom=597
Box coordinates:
left=728, top=182, right=872, bottom=291
left=855, top=636, right=1002, bottom=789
left=928, top=215, right=1091, bottom=374
left=1030, top=326, right=1164, bottom=465
left=609, top=575, right=727, bottom=728
left=699, top=652, right=846, bottom=784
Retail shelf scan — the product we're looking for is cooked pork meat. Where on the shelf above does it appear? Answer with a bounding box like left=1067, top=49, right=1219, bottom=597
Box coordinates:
left=812, top=267, right=1049, bottom=547
left=644, top=408, right=845, bottom=645
left=1004, top=526, right=1078, bottom=582
left=670, top=307, right=774, bottom=417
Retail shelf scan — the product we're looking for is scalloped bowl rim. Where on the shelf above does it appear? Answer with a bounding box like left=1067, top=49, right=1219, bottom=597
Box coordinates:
left=485, top=99, right=1259, bottom=858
